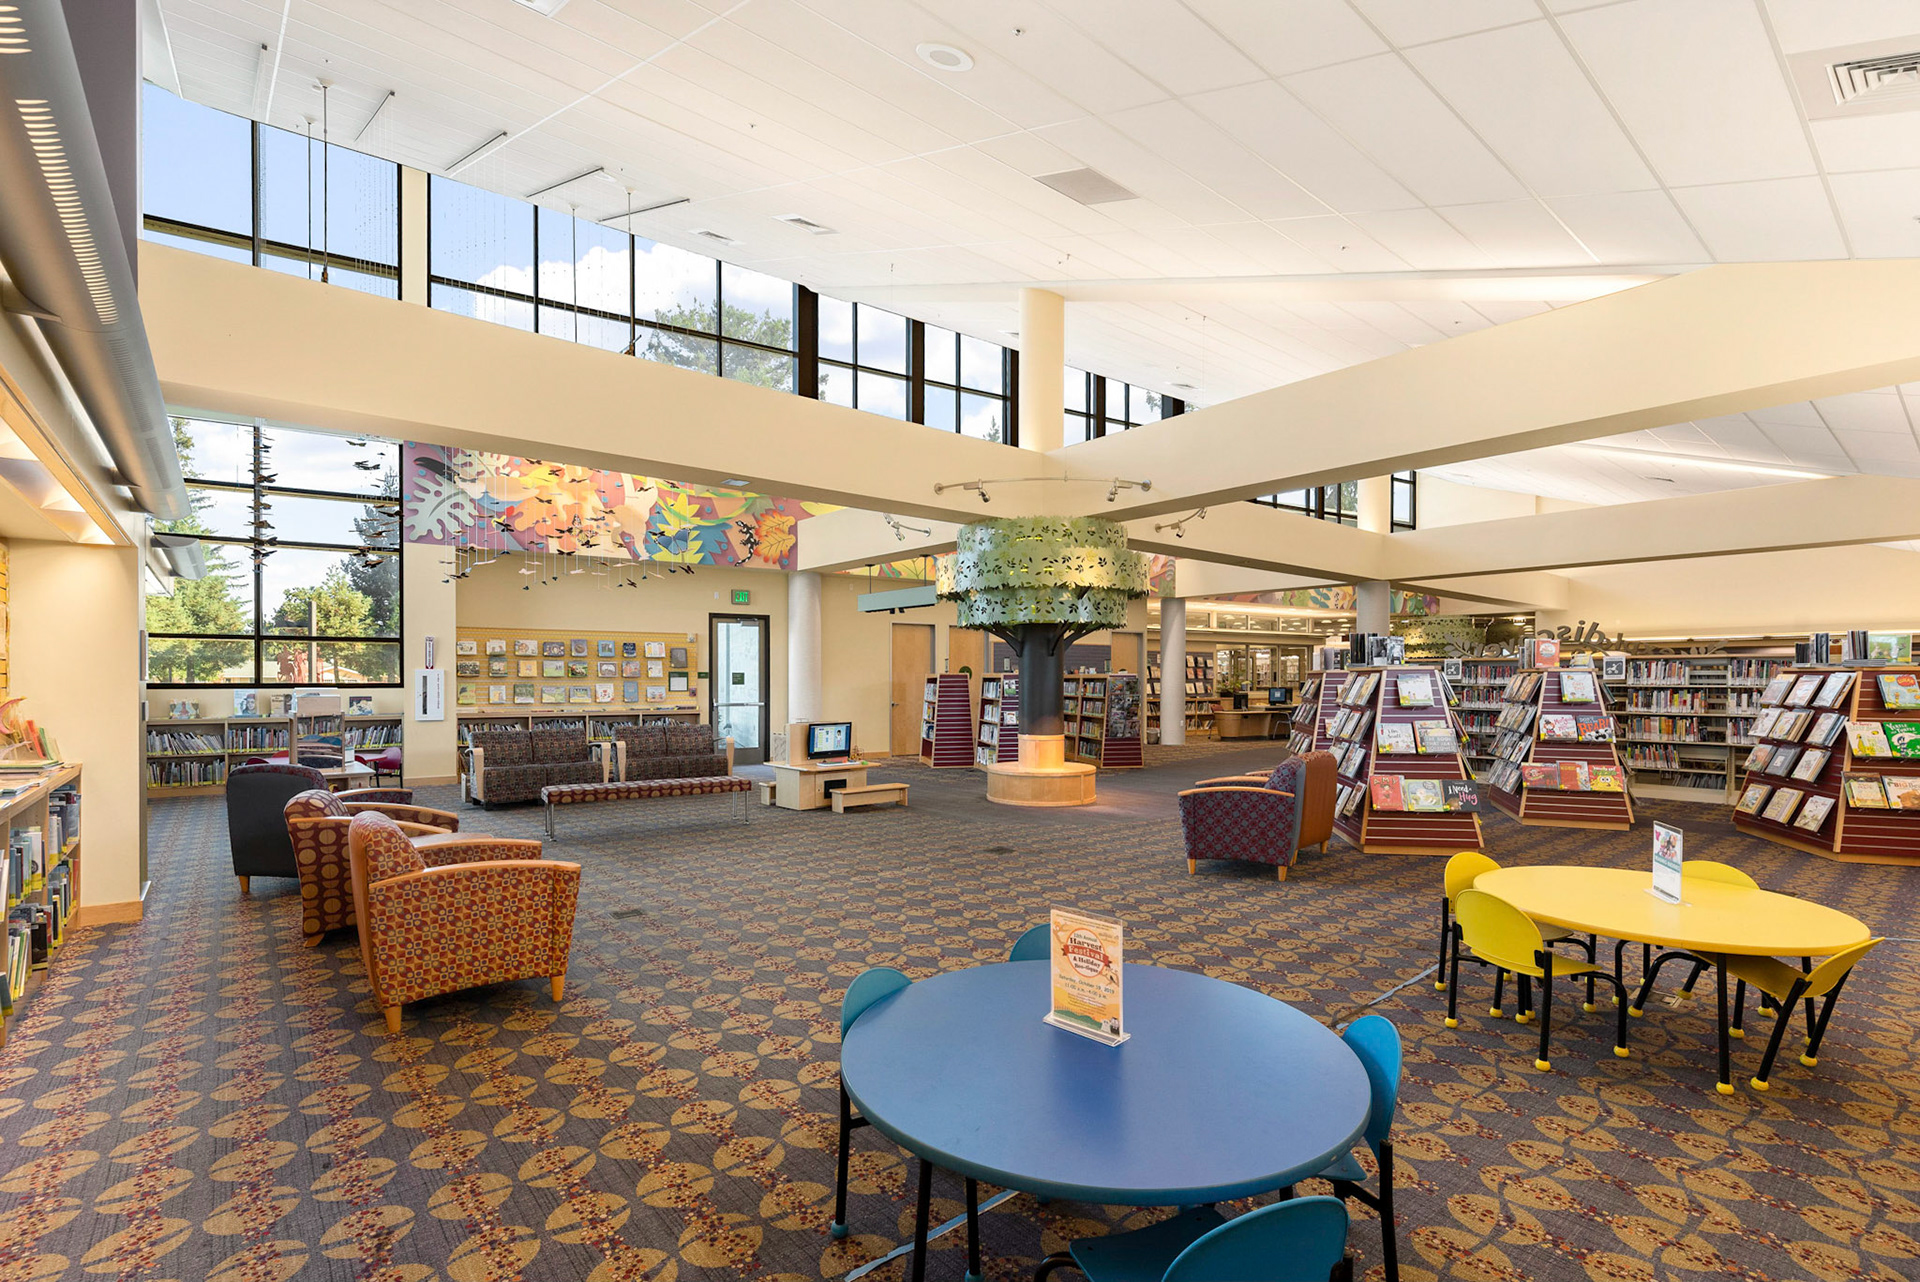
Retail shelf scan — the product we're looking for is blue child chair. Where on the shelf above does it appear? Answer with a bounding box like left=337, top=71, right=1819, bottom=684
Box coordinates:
left=831, top=967, right=910, bottom=1240
left=1009, top=923, right=1050, bottom=962
left=1034, top=1195, right=1353, bottom=1281
left=1288, top=1014, right=1401, bottom=1282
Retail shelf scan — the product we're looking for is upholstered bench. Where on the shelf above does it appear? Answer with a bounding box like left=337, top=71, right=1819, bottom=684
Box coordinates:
left=541, top=776, right=753, bottom=837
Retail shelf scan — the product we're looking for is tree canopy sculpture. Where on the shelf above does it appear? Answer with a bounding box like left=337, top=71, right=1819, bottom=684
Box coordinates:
left=936, top=517, right=1149, bottom=739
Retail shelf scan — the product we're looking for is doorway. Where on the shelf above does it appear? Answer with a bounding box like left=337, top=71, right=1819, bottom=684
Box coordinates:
left=710, top=614, right=771, bottom=765
left=890, top=622, right=935, bottom=757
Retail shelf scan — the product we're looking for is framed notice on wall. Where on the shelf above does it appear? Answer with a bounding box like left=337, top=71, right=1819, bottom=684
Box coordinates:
left=1043, top=907, right=1128, bottom=1046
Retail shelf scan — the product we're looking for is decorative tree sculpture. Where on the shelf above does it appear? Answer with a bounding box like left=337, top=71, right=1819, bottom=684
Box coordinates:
left=936, top=518, right=1149, bottom=739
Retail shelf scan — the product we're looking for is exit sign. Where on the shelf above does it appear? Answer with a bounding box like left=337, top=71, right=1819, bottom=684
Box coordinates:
left=731, top=589, right=750, bottom=605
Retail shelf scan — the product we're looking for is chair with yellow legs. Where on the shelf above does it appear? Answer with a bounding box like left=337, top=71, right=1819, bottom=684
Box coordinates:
left=1725, top=938, right=1881, bottom=1091
left=1447, top=888, right=1630, bottom=1071
left=1436, top=853, right=1597, bottom=1021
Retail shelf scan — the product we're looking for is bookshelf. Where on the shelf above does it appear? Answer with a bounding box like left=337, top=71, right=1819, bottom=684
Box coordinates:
left=2, top=765, right=83, bottom=1050
left=146, top=713, right=408, bottom=799
left=1485, top=668, right=1634, bottom=830
left=1329, top=666, right=1484, bottom=856
left=1065, top=673, right=1144, bottom=768
left=1615, top=654, right=1757, bottom=802
left=1734, top=664, right=1920, bottom=865
left=1148, top=652, right=1215, bottom=740
left=976, top=673, right=1019, bottom=767
left=1455, top=658, right=1518, bottom=778
left=920, top=673, right=975, bottom=768
left=1285, top=673, right=1324, bottom=756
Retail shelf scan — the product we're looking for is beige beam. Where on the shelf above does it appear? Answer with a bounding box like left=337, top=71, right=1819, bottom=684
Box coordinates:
left=1124, top=500, right=1390, bottom=582
left=797, top=507, right=959, bottom=575
left=830, top=266, right=1677, bottom=306
left=1387, top=474, right=1920, bottom=579
left=1402, top=573, right=1571, bottom=611
left=139, top=245, right=1056, bottom=524
left=1065, top=260, right=1920, bottom=519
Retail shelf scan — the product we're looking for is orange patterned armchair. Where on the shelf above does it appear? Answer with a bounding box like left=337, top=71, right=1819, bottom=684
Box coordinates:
left=284, top=789, right=462, bottom=946
left=347, top=811, right=580, bottom=1033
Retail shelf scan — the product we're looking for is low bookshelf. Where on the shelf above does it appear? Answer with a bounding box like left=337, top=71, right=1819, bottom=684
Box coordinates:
left=147, top=713, right=409, bottom=799
left=1329, top=666, right=1483, bottom=856
left=2, top=764, right=83, bottom=1050
left=920, top=673, right=975, bottom=768
left=1733, top=665, right=1920, bottom=865
left=976, top=673, right=1019, bottom=767
left=1065, top=673, right=1144, bottom=769
left=1485, top=667, right=1633, bottom=830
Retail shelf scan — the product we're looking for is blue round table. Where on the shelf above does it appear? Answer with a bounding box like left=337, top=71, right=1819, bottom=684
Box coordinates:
left=841, top=961, right=1371, bottom=1280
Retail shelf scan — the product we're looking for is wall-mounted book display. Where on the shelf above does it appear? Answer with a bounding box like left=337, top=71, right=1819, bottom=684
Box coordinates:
left=976, top=673, right=1020, bottom=767
left=921, top=673, right=976, bottom=768
left=454, top=626, right=700, bottom=717
left=1486, top=668, right=1634, bottom=830
left=1331, top=666, right=1483, bottom=856
left=1735, top=664, right=1920, bottom=864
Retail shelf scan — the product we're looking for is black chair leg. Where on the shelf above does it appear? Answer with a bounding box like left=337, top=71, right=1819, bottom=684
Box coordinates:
left=1730, top=980, right=1747, bottom=1039
left=1800, top=957, right=1817, bottom=1043
left=1034, top=1252, right=1077, bottom=1281
left=1436, top=904, right=1452, bottom=991
left=1609, top=974, right=1629, bottom=1059
left=909, top=1156, right=933, bottom=1282
left=1612, top=938, right=1629, bottom=1005
left=1489, top=967, right=1506, bottom=1018
left=1534, top=958, right=1554, bottom=1071
left=1803, top=973, right=1852, bottom=1066
left=965, top=1177, right=982, bottom=1282
left=1516, top=974, right=1533, bottom=1025
left=1378, top=1139, right=1400, bottom=1282
left=1446, top=936, right=1463, bottom=1028
left=1714, top=957, right=1733, bottom=1096
left=831, top=1082, right=853, bottom=1237
left=1751, top=981, right=1808, bottom=1091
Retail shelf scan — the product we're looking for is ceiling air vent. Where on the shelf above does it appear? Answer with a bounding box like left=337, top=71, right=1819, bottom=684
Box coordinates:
left=774, top=214, right=836, bottom=235
left=1034, top=167, right=1137, bottom=206
left=507, top=0, right=573, bottom=16
left=690, top=228, right=737, bottom=246
left=1791, top=37, right=1920, bottom=120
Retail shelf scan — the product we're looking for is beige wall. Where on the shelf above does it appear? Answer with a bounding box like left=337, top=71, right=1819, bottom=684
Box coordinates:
left=11, top=540, right=144, bottom=910
left=404, top=545, right=458, bottom=783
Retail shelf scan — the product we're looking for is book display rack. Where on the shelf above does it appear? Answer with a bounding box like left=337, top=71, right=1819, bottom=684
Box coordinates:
left=920, top=673, right=976, bottom=768
left=1734, top=664, right=1920, bottom=864
left=146, top=713, right=407, bottom=798
left=1285, top=673, right=1326, bottom=756
left=1456, top=658, right=1519, bottom=777
left=1065, top=673, right=1144, bottom=768
left=1615, top=654, right=1787, bottom=802
left=1330, top=666, right=1484, bottom=856
left=1148, top=652, right=1216, bottom=740
left=454, top=625, right=703, bottom=719
left=976, top=673, right=1020, bottom=767
left=455, top=709, right=700, bottom=750
left=1485, top=668, right=1634, bottom=830
left=2, top=765, right=82, bottom=1050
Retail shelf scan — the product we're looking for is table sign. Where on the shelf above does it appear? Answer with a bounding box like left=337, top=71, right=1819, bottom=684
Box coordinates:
left=1044, top=907, right=1129, bottom=1045
left=1650, top=822, right=1683, bottom=903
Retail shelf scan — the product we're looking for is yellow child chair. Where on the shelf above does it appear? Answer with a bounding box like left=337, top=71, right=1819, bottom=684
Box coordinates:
left=1724, top=938, right=1881, bottom=1091
left=1626, top=860, right=1758, bottom=1017
left=1448, top=887, right=1630, bottom=1072
left=1436, top=852, right=1598, bottom=1019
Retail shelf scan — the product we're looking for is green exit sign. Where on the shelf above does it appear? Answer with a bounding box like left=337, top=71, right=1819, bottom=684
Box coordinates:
left=731, top=589, right=750, bottom=605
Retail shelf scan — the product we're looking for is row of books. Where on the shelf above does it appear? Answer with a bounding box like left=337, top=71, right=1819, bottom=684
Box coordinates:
left=1376, top=721, right=1459, bottom=754
left=1496, top=701, right=1539, bottom=733
left=1501, top=671, right=1545, bottom=702
left=1490, top=729, right=1536, bottom=765
left=1366, top=775, right=1483, bottom=812
left=227, top=724, right=292, bottom=751
left=1624, top=692, right=1716, bottom=714
left=1621, top=716, right=1719, bottom=744
left=1539, top=714, right=1614, bottom=742
left=1753, top=707, right=1847, bottom=746
left=1627, top=660, right=1708, bottom=686
left=1759, top=670, right=1856, bottom=709
left=1623, top=745, right=1700, bottom=771
left=1335, top=741, right=1370, bottom=780
left=1844, top=775, right=1920, bottom=809
left=1727, top=658, right=1790, bottom=686
left=1521, top=761, right=1626, bottom=792
left=1329, top=708, right=1375, bottom=742
left=1338, top=672, right=1383, bottom=707
left=146, top=729, right=224, bottom=755
left=1735, top=785, right=1840, bottom=832
left=1846, top=722, right=1920, bottom=758
left=1742, top=744, right=1832, bottom=782
left=148, top=759, right=227, bottom=788
left=341, top=724, right=402, bottom=749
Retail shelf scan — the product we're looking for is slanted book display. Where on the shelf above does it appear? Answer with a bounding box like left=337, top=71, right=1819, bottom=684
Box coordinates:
left=975, top=673, right=1020, bottom=767
left=1285, top=673, right=1324, bottom=756
left=1734, top=662, right=1920, bottom=864
left=1064, top=673, right=1144, bottom=769
left=1332, top=666, right=1483, bottom=856
left=1487, top=667, right=1634, bottom=830
left=919, top=673, right=976, bottom=769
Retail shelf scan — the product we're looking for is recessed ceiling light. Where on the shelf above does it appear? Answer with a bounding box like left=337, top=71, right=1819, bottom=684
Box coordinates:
left=916, top=42, right=973, bottom=72
left=691, top=228, right=737, bottom=245
left=774, top=213, right=837, bottom=235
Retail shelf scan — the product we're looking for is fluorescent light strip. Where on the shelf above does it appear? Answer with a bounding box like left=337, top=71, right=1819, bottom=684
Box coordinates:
left=1575, top=443, right=1832, bottom=480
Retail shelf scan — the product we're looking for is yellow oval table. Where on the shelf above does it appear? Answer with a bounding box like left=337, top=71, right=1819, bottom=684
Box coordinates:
left=1474, top=866, right=1871, bottom=1093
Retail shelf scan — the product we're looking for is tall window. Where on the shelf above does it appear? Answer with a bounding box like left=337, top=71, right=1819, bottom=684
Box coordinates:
left=1063, top=368, right=1181, bottom=440
left=146, top=417, right=402, bottom=686
left=140, top=84, right=399, bottom=297
left=818, top=299, right=908, bottom=419
left=1251, top=472, right=1416, bottom=530
left=922, top=325, right=1009, bottom=442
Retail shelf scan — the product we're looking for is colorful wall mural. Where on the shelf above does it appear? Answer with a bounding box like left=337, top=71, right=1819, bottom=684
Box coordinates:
left=402, top=444, right=835, bottom=570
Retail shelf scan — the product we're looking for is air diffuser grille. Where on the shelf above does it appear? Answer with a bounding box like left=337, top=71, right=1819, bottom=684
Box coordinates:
left=1034, top=167, right=1137, bottom=206
left=1829, top=51, right=1920, bottom=106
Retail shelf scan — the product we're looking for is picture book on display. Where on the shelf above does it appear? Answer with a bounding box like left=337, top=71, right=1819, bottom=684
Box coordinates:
left=1587, top=765, right=1625, bottom=792
left=1735, top=783, right=1771, bottom=815
left=1558, top=670, right=1598, bottom=704
left=1847, top=722, right=1893, bottom=757
left=1752, top=708, right=1783, bottom=738
left=1396, top=673, right=1435, bottom=707
left=1443, top=779, right=1482, bottom=812
left=1576, top=717, right=1614, bottom=742
left=1760, top=787, right=1804, bottom=825
left=1519, top=763, right=1558, bottom=790
left=1369, top=774, right=1404, bottom=811
left=1887, top=722, right=1920, bottom=758
left=1764, top=746, right=1800, bottom=776
left=1790, top=748, right=1830, bottom=782
left=1812, top=671, right=1855, bottom=709
left=1402, top=778, right=1445, bottom=811
left=1886, top=776, right=1920, bottom=809
left=1415, top=721, right=1458, bottom=754
left=1880, top=672, right=1920, bottom=711
left=1809, top=712, right=1848, bottom=747
left=1376, top=723, right=1417, bottom=754
left=1758, top=674, right=1795, bottom=704
left=1793, top=795, right=1835, bottom=834
left=1785, top=674, right=1823, bottom=706
left=1742, top=744, right=1773, bottom=773
left=1844, top=775, right=1888, bottom=808
left=1538, top=714, right=1578, bottom=740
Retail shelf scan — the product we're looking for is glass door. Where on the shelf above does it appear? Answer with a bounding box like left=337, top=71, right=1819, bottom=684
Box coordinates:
left=709, top=614, right=770, bottom=765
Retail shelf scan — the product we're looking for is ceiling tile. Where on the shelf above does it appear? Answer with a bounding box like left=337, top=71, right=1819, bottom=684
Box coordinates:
left=1352, top=0, right=1543, bottom=48
left=1808, top=113, right=1920, bottom=175
left=1558, top=0, right=1816, bottom=186
left=1180, top=0, right=1387, bottom=76
left=1670, top=178, right=1847, bottom=260
left=1105, top=99, right=1327, bottom=220
left=1185, top=80, right=1419, bottom=214
left=921, top=0, right=1168, bottom=115
left=1267, top=215, right=1409, bottom=272
left=1045, top=0, right=1267, bottom=95
left=1827, top=169, right=1920, bottom=258
left=1815, top=391, right=1912, bottom=433
left=1437, top=199, right=1593, bottom=267
left=1284, top=53, right=1528, bottom=206
left=1347, top=208, right=1490, bottom=269
left=1544, top=190, right=1710, bottom=264
left=1758, top=0, right=1920, bottom=53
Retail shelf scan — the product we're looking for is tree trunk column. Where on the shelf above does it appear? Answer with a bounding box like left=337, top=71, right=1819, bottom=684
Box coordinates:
left=1016, top=627, right=1065, bottom=737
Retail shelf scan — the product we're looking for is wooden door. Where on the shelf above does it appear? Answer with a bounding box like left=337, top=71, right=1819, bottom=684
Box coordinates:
left=890, top=623, right=934, bottom=756
left=947, top=627, right=986, bottom=678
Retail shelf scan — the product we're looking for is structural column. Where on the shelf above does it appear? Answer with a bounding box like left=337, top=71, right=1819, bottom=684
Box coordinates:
left=399, top=167, right=429, bottom=305
left=1354, top=475, right=1393, bottom=638
left=1160, top=598, right=1187, bottom=746
left=787, top=570, right=822, bottom=724
left=1018, top=288, right=1065, bottom=453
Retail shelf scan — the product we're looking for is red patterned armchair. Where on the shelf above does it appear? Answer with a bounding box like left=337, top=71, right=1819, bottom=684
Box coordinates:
left=1191, top=749, right=1338, bottom=854
left=1179, top=757, right=1307, bottom=881
left=347, top=811, right=580, bottom=1033
left=284, top=789, right=462, bottom=946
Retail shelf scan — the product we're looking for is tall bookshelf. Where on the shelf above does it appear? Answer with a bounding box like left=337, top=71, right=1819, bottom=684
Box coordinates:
left=3, top=766, right=83, bottom=1050
left=1734, top=664, right=1920, bottom=865
left=1485, top=668, right=1634, bottom=830
left=1618, top=655, right=1738, bottom=801
left=1455, top=658, right=1518, bottom=779
left=1330, top=666, right=1483, bottom=856
left=1065, top=673, right=1144, bottom=768
left=921, top=673, right=975, bottom=768
left=976, top=674, right=1019, bottom=767
left=1146, top=653, right=1218, bottom=740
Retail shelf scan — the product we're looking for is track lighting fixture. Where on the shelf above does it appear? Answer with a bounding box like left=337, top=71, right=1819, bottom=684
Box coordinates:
left=1152, top=508, right=1208, bottom=539
left=882, top=513, right=932, bottom=541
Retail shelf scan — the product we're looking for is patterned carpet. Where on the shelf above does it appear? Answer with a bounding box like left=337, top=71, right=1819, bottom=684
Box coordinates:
left=4, top=750, right=1919, bottom=1282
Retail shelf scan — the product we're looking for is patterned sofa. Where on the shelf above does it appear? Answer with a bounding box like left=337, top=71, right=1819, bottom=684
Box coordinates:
left=466, top=728, right=607, bottom=807
left=284, top=788, right=461, bottom=945
left=346, top=811, right=578, bottom=1033
left=611, top=723, right=734, bottom=781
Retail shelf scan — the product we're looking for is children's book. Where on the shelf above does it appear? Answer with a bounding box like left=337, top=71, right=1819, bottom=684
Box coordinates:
left=1775, top=710, right=1811, bottom=741
left=1758, top=674, right=1795, bottom=704
left=1885, top=776, right=1920, bottom=809
left=1402, top=778, right=1445, bottom=811
left=1376, top=723, right=1418, bottom=754
left=1885, top=722, right=1920, bottom=758
left=1538, top=714, right=1578, bottom=740
left=1586, top=765, right=1625, bottom=792
left=1519, top=763, right=1559, bottom=790
left=1734, top=782, right=1771, bottom=815
left=1792, top=795, right=1835, bottom=834
left=1557, top=670, right=1598, bottom=704
left=1396, top=673, right=1435, bottom=706
left=1442, top=779, right=1483, bottom=812
left=1576, top=717, right=1614, bottom=742
left=1557, top=760, right=1590, bottom=791
left=1369, top=774, right=1405, bottom=811
left=1764, top=746, right=1799, bottom=777
left=1846, top=722, right=1892, bottom=757
left=1760, top=788, right=1804, bottom=824
left=1785, top=674, right=1823, bottom=706
left=1844, top=775, right=1888, bottom=808
left=1741, top=744, right=1773, bottom=773
left=1751, top=708, right=1783, bottom=738
left=1790, top=748, right=1829, bottom=782
left=1415, top=721, right=1459, bottom=754
left=1808, top=712, right=1848, bottom=747
left=1878, top=672, right=1920, bottom=712
left=1812, top=671, right=1855, bottom=709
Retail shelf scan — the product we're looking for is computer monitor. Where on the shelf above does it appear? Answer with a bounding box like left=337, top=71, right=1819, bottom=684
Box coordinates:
left=806, top=721, right=853, bottom=759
